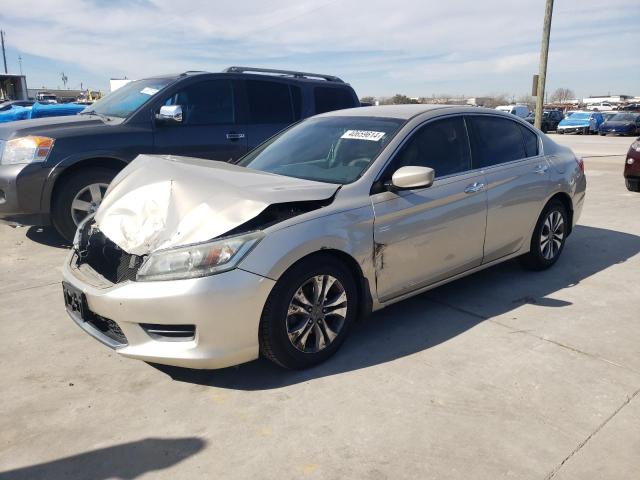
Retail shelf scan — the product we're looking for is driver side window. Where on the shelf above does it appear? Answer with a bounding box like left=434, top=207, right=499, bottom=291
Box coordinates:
left=392, top=116, right=471, bottom=178
left=164, top=80, right=235, bottom=125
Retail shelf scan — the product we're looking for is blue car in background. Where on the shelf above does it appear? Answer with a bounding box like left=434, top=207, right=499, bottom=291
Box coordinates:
left=557, top=111, right=603, bottom=135
left=598, top=113, right=640, bottom=136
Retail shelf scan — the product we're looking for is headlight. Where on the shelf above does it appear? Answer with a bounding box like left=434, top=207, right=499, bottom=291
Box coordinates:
left=631, top=140, right=640, bottom=153
left=0, top=136, right=55, bottom=165
left=136, top=231, right=264, bottom=281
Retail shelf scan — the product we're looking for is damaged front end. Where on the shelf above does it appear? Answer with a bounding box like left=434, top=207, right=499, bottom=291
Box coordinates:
left=71, top=155, right=340, bottom=284
left=74, top=218, right=145, bottom=284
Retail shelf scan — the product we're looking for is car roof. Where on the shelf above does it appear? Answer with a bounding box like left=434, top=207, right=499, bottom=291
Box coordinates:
left=317, top=104, right=503, bottom=120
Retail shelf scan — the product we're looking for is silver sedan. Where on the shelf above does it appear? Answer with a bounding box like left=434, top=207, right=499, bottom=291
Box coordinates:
left=62, top=105, right=586, bottom=369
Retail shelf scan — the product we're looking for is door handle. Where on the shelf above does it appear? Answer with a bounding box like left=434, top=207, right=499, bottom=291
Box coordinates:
left=464, top=182, right=485, bottom=194
left=534, top=164, right=549, bottom=174
left=226, top=132, right=246, bottom=140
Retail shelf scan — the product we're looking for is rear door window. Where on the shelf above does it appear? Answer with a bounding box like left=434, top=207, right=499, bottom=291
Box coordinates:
left=164, top=79, right=235, bottom=125
left=391, top=116, right=471, bottom=178
left=314, top=87, right=357, bottom=114
left=468, top=116, right=527, bottom=168
left=245, top=80, right=294, bottom=124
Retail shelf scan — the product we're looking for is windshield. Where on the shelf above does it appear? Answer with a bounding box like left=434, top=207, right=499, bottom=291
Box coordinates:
left=239, top=116, right=404, bottom=184
left=568, top=112, right=590, bottom=120
left=85, top=78, right=173, bottom=118
left=610, top=113, right=637, bottom=121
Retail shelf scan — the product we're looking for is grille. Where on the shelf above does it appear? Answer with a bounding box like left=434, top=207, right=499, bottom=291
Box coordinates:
left=87, top=314, right=128, bottom=346
left=77, top=223, right=144, bottom=284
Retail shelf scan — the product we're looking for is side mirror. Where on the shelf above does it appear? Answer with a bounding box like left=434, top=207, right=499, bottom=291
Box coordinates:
left=387, top=166, right=435, bottom=190
left=156, top=105, right=183, bottom=124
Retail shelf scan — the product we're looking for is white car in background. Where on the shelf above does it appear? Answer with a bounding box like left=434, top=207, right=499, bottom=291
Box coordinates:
left=495, top=104, right=530, bottom=118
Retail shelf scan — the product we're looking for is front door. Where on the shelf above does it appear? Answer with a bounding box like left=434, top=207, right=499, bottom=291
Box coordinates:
left=372, top=116, right=488, bottom=302
left=153, top=79, right=247, bottom=162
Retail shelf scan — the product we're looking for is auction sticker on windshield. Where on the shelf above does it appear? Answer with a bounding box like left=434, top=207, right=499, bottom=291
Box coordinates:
left=140, top=87, right=159, bottom=96
left=341, top=130, right=386, bottom=141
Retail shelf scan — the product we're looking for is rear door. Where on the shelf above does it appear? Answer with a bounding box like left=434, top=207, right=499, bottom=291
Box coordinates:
left=467, top=115, right=550, bottom=263
left=372, top=115, right=488, bottom=301
left=153, top=78, right=247, bottom=161
left=241, top=79, right=302, bottom=150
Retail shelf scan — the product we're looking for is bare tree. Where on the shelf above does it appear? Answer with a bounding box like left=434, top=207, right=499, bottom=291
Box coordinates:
left=61, top=72, right=68, bottom=89
left=550, top=88, right=575, bottom=103
left=516, top=94, right=535, bottom=110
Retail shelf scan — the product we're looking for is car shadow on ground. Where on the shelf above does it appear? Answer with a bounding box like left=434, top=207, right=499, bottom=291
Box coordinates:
left=0, top=437, right=205, bottom=480
left=25, top=226, right=70, bottom=249
left=154, top=224, right=639, bottom=391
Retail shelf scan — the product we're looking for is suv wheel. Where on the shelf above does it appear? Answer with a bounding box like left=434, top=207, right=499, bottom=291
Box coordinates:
left=52, top=168, right=118, bottom=242
left=519, top=199, right=568, bottom=271
left=259, top=255, right=358, bottom=369
left=626, top=178, right=640, bottom=192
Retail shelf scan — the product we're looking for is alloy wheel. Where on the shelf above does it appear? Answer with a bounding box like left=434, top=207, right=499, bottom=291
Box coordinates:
left=70, top=182, right=109, bottom=225
left=540, top=210, right=565, bottom=260
left=286, top=275, right=348, bottom=353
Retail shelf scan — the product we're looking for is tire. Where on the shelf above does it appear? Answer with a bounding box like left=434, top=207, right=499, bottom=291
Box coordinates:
left=626, top=178, right=640, bottom=192
left=557, top=130, right=564, bottom=135
left=52, top=168, right=118, bottom=242
left=599, top=132, right=606, bottom=136
left=519, top=199, right=569, bottom=271
left=259, top=254, right=358, bottom=369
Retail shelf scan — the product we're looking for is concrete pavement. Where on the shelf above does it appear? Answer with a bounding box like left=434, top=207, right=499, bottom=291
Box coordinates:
left=0, top=135, right=638, bottom=479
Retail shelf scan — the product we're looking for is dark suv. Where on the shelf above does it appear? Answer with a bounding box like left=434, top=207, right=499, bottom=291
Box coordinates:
left=524, top=109, right=564, bottom=133
left=0, top=67, right=359, bottom=240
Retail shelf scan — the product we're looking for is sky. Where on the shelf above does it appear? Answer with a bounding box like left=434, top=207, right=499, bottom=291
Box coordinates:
left=1, top=0, right=639, bottom=99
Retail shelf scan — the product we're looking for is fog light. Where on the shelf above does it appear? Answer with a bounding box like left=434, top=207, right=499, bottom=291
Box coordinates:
left=628, top=158, right=635, bottom=165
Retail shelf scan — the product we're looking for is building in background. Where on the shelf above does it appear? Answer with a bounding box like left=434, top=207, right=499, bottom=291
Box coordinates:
left=582, top=95, right=633, bottom=105
left=110, top=78, right=133, bottom=92
left=0, top=74, right=28, bottom=100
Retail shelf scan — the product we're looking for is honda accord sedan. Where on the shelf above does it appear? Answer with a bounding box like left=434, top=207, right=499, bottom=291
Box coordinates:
left=62, top=105, right=586, bottom=370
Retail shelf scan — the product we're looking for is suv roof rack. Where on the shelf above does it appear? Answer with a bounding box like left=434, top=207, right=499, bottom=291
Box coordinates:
left=223, top=66, right=344, bottom=83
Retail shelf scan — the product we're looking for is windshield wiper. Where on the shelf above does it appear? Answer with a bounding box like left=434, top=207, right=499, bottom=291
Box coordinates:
left=80, top=110, right=111, bottom=121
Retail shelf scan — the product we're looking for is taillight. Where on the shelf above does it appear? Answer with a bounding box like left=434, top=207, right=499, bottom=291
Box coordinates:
left=575, top=156, right=584, bottom=172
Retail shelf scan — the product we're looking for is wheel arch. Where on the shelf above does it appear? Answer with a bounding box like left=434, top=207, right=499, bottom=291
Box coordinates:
left=546, top=191, right=574, bottom=235
left=44, top=157, right=128, bottom=212
left=273, top=249, right=374, bottom=320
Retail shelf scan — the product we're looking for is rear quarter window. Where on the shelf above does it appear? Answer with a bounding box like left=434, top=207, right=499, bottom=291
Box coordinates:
left=314, top=87, right=357, bottom=114
left=519, top=125, right=539, bottom=157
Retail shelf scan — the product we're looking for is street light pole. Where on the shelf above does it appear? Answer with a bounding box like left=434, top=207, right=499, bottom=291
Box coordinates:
left=0, top=30, right=8, bottom=74
left=535, top=0, right=554, bottom=129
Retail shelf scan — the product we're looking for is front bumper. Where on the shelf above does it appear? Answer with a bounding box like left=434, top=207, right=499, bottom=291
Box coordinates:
left=557, top=126, right=590, bottom=134
left=62, top=252, right=276, bottom=369
left=0, top=163, right=51, bottom=226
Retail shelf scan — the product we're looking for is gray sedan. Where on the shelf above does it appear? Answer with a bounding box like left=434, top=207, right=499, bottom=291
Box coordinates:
left=62, top=105, right=586, bottom=369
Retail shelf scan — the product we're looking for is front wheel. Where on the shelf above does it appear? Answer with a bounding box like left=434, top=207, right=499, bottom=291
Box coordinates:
left=52, top=168, right=118, bottom=242
left=519, top=200, right=569, bottom=271
left=259, top=255, right=358, bottom=369
left=626, top=178, right=640, bottom=192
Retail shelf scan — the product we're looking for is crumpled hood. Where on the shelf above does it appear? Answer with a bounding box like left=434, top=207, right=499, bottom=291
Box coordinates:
left=95, top=154, right=339, bottom=255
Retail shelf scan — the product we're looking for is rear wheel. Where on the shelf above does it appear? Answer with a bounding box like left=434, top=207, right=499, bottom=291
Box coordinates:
left=52, top=168, right=118, bottom=242
left=259, top=255, right=358, bottom=369
left=519, top=199, right=569, bottom=271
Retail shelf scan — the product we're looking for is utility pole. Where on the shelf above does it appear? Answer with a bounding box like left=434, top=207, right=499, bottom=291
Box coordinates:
left=534, top=0, right=554, bottom=129
left=1, top=30, right=7, bottom=74
left=18, top=55, right=22, bottom=75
